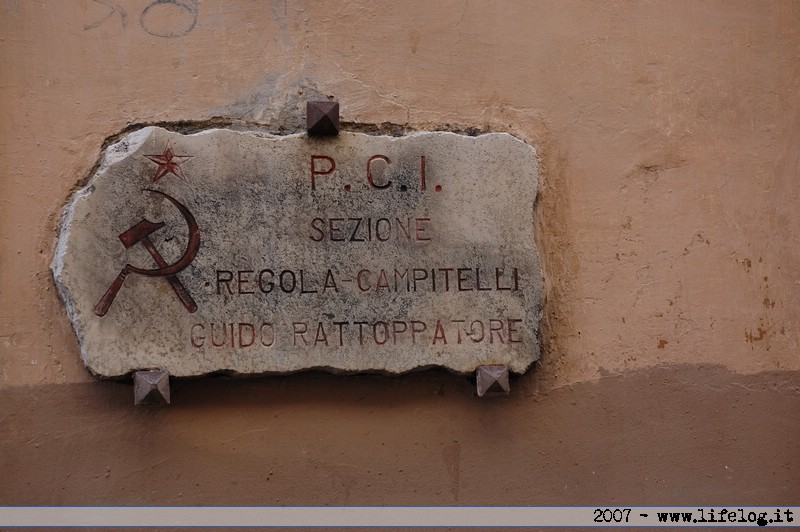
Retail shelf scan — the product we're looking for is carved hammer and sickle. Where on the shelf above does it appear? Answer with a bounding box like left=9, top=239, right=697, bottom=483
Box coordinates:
left=94, top=189, right=200, bottom=317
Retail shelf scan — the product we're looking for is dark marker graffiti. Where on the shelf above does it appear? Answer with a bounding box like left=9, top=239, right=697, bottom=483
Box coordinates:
left=140, top=0, right=198, bottom=38
left=84, top=0, right=127, bottom=31
left=84, top=0, right=198, bottom=38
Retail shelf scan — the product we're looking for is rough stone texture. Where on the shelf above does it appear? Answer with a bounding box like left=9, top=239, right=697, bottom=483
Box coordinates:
left=53, top=127, right=541, bottom=377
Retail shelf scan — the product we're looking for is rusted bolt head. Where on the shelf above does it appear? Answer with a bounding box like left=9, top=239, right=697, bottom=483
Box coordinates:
left=134, top=370, right=171, bottom=405
left=307, top=101, right=340, bottom=136
left=476, top=365, right=510, bottom=397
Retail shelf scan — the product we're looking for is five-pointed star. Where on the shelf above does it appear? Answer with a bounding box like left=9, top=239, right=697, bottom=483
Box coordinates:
left=144, top=144, right=193, bottom=183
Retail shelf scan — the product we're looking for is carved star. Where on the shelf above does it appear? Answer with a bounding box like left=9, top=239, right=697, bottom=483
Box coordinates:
left=144, top=144, right=193, bottom=183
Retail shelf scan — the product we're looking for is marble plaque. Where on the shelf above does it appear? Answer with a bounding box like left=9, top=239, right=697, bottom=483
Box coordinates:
left=53, top=127, right=542, bottom=377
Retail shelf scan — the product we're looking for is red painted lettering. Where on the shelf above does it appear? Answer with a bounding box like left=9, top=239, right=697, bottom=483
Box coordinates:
left=413, top=268, right=428, bottom=291
left=216, top=270, right=233, bottom=295
left=367, top=155, right=392, bottom=189
left=373, top=321, right=389, bottom=345
left=395, top=218, right=411, bottom=240
left=192, top=322, right=275, bottom=348
left=432, top=320, right=447, bottom=345
left=258, top=269, right=274, bottom=293
left=354, top=321, right=368, bottom=345
left=293, top=322, right=308, bottom=346
left=191, top=324, right=205, bottom=348
left=260, top=323, right=275, bottom=347
left=333, top=322, right=348, bottom=346
left=438, top=268, right=454, bottom=291
left=238, top=270, right=255, bottom=294
left=469, top=320, right=484, bottom=342
left=376, top=269, right=390, bottom=290
left=496, top=268, right=512, bottom=291
left=457, top=268, right=472, bottom=291
left=415, top=218, right=431, bottom=241
left=299, top=270, right=317, bottom=294
left=508, top=319, right=522, bottom=343
left=394, top=269, right=409, bottom=291
left=392, top=321, right=408, bottom=344
left=348, top=217, right=365, bottom=242
left=279, top=270, right=296, bottom=292
left=309, top=217, right=433, bottom=242
left=309, top=218, right=325, bottom=241
left=329, top=218, right=345, bottom=241
left=411, top=320, right=427, bottom=344
left=211, top=323, right=227, bottom=347
left=323, top=269, right=338, bottom=292
left=310, top=155, right=335, bottom=190
left=314, top=322, right=329, bottom=346
left=475, top=268, right=491, bottom=291
left=489, top=319, right=505, bottom=344
left=238, top=323, right=255, bottom=347
left=451, top=319, right=465, bottom=344
left=357, top=269, right=371, bottom=291
left=375, top=218, right=391, bottom=241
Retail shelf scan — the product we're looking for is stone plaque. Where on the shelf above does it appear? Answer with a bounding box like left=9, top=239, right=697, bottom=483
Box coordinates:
left=53, top=127, right=542, bottom=377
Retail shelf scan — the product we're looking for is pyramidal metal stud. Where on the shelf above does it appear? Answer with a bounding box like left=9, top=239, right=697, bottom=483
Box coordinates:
left=476, top=365, right=510, bottom=397
left=134, top=370, right=171, bottom=405
left=307, top=101, right=340, bottom=136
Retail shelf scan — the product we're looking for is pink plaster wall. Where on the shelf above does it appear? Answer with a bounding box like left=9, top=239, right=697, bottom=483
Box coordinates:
left=1, top=0, right=798, bottom=508
left=3, top=1, right=799, bottom=388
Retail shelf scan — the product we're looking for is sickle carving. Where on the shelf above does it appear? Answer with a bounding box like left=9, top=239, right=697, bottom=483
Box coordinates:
left=94, top=189, right=201, bottom=317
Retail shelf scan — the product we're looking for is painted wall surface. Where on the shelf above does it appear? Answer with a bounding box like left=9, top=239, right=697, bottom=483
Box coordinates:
left=1, top=1, right=798, bottom=506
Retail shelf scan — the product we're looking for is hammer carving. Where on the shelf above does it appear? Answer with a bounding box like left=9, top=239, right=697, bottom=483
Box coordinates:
left=94, top=190, right=200, bottom=317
